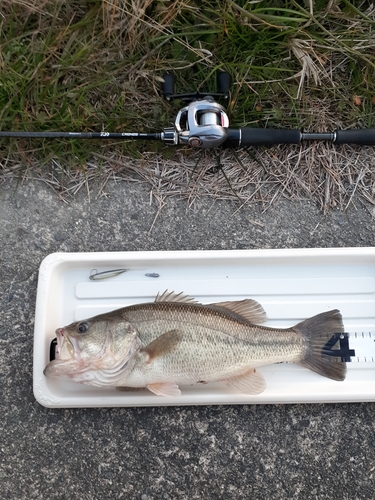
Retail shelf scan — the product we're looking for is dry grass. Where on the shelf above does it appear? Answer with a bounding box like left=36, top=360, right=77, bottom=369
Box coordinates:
left=4, top=142, right=374, bottom=214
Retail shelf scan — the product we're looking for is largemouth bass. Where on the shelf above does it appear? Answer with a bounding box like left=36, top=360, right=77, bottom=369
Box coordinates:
left=44, top=291, right=346, bottom=396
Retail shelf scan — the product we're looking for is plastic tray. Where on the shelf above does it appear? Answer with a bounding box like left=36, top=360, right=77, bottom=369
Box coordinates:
left=33, top=248, right=375, bottom=407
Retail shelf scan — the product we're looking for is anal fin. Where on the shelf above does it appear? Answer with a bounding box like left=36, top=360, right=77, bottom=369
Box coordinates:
left=146, top=382, right=181, bottom=397
left=221, top=369, right=266, bottom=395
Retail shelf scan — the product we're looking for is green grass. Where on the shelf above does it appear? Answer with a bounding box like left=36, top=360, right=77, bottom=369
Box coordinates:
left=0, top=0, right=374, bottom=202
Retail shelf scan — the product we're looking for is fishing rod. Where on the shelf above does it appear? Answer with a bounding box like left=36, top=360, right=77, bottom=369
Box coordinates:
left=1, top=72, right=374, bottom=149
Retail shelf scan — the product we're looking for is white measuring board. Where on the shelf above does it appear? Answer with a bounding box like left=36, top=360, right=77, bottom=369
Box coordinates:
left=33, top=248, right=375, bottom=408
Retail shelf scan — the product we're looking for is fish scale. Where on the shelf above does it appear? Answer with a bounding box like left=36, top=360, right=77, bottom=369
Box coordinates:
left=124, top=301, right=306, bottom=367
left=122, top=326, right=304, bottom=388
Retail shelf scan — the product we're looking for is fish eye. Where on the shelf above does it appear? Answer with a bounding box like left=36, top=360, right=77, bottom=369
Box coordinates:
left=77, top=322, right=89, bottom=334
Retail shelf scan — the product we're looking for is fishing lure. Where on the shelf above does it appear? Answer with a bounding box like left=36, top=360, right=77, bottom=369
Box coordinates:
left=89, top=268, right=129, bottom=281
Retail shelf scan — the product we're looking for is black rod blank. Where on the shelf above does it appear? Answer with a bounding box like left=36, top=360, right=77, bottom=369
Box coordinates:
left=0, top=131, right=161, bottom=140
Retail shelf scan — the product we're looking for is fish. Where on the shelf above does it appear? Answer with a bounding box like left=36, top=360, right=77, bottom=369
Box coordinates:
left=44, top=290, right=346, bottom=396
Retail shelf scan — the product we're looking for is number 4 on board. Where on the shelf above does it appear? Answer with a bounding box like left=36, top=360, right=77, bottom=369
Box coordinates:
left=322, top=333, right=355, bottom=362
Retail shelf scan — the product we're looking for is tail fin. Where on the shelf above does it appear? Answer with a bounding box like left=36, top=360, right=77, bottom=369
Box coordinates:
left=294, top=309, right=347, bottom=381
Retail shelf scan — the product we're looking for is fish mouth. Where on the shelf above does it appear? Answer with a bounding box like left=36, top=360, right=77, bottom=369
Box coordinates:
left=54, top=327, right=64, bottom=359
left=54, top=327, right=78, bottom=360
left=43, top=327, right=77, bottom=378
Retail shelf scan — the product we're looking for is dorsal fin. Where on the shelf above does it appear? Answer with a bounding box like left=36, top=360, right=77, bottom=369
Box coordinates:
left=155, top=290, right=199, bottom=304
left=208, top=299, right=267, bottom=324
left=154, top=291, right=267, bottom=324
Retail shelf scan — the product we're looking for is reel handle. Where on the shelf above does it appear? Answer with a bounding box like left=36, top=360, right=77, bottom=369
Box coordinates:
left=216, top=71, right=231, bottom=95
left=161, top=74, right=175, bottom=101
left=161, top=71, right=231, bottom=102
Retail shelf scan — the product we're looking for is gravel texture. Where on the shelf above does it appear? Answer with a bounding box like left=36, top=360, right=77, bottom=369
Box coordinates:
left=1, top=179, right=374, bottom=499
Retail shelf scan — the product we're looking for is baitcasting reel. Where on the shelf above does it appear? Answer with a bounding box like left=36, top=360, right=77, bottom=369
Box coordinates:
left=160, top=72, right=231, bottom=148
left=0, top=70, right=375, bottom=148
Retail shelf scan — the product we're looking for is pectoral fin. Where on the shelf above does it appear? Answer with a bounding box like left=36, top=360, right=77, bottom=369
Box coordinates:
left=142, top=329, right=183, bottom=362
left=222, top=369, right=266, bottom=395
left=146, top=382, right=181, bottom=397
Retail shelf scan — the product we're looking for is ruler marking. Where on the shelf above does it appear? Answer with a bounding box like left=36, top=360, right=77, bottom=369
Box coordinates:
left=345, top=331, right=375, bottom=363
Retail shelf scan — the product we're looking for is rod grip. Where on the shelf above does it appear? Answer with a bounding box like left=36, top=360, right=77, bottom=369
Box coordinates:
left=335, top=128, right=375, bottom=145
left=224, top=127, right=301, bottom=147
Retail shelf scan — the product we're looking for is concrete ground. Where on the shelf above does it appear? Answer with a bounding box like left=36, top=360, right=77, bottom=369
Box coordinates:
left=1, top=178, right=375, bottom=499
